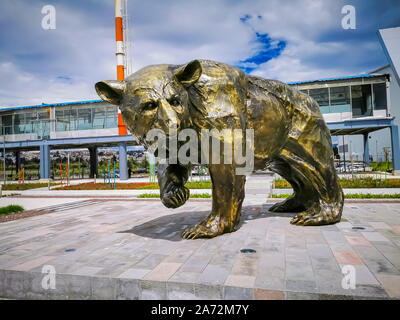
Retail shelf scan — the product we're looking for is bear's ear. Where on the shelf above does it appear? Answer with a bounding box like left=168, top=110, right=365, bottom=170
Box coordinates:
left=174, top=60, right=202, bottom=87
left=95, top=80, right=125, bottom=105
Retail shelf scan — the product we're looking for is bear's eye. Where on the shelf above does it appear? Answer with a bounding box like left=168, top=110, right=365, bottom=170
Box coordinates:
left=168, top=97, right=180, bottom=107
left=142, top=101, right=158, bottom=111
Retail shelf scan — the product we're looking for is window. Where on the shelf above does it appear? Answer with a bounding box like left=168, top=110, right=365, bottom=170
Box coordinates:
left=351, top=85, right=373, bottom=117
left=2, top=114, right=12, bottom=135
left=38, top=110, right=49, bottom=120
left=39, top=121, right=50, bottom=138
left=93, top=107, right=106, bottom=129
left=330, top=86, right=350, bottom=106
left=56, top=110, right=68, bottom=131
left=69, top=109, right=77, bottom=130
left=77, top=108, right=92, bottom=130
left=105, top=106, right=117, bottom=128
left=309, top=88, right=329, bottom=106
left=14, top=113, right=25, bottom=134
left=25, top=112, right=36, bottom=134
left=373, top=83, right=387, bottom=110
left=2, top=114, right=12, bottom=126
left=36, top=110, right=50, bottom=138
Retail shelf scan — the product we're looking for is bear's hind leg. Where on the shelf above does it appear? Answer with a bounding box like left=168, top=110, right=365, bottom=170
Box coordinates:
left=276, top=140, right=344, bottom=226
left=269, top=194, right=305, bottom=213
left=268, top=157, right=307, bottom=213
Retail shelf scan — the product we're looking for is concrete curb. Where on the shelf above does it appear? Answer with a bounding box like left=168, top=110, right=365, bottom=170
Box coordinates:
left=0, top=269, right=389, bottom=300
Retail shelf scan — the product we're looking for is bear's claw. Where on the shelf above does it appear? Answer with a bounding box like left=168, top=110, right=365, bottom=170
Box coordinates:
left=290, top=206, right=341, bottom=226
left=182, top=224, right=222, bottom=239
left=161, top=185, right=189, bottom=208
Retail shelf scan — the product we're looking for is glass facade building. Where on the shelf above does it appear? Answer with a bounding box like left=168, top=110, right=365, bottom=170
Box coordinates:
left=55, top=105, right=118, bottom=132
left=0, top=75, right=390, bottom=141
left=0, top=102, right=118, bottom=138
left=0, top=109, right=51, bottom=138
left=296, top=76, right=389, bottom=118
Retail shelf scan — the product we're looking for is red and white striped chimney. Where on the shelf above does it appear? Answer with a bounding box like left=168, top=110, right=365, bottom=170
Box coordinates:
left=115, top=0, right=127, bottom=135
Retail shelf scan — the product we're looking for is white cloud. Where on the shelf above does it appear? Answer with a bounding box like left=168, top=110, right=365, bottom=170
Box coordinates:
left=0, top=0, right=391, bottom=107
left=0, top=61, right=97, bottom=107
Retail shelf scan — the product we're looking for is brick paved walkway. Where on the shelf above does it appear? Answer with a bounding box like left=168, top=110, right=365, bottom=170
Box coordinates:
left=0, top=199, right=400, bottom=299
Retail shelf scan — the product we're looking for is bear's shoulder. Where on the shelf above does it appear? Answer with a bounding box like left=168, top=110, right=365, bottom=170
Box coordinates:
left=247, top=75, right=322, bottom=118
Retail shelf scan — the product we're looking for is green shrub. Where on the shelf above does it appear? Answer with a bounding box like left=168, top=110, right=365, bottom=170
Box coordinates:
left=344, top=193, right=400, bottom=199
left=271, top=194, right=293, bottom=198
left=2, top=183, right=58, bottom=191
left=274, top=177, right=400, bottom=189
left=137, top=181, right=212, bottom=190
left=271, top=193, right=400, bottom=199
left=137, top=193, right=211, bottom=198
left=186, top=181, right=212, bottom=189
left=0, top=205, right=24, bottom=215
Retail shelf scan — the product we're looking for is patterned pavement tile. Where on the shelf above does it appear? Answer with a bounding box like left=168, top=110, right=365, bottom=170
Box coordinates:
left=340, top=264, right=380, bottom=286
left=332, top=250, right=364, bottom=265
left=1, top=199, right=400, bottom=299
left=143, top=262, right=182, bottom=281
left=392, top=225, right=400, bottom=234
left=254, top=289, right=284, bottom=300
left=361, top=231, right=390, bottom=242
left=354, top=246, right=400, bottom=276
left=285, top=279, right=318, bottom=293
left=224, top=275, right=256, bottom=288
left=8, top=256, right=56, bottom=272
left=345, top=235, right=372, bottom=247
left=367, top=222, right=391, bottom=230
left=375, top=274, right=400, bottom=298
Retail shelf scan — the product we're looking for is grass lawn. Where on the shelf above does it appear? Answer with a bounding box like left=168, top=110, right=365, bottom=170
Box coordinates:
left=137, top=193, right=211, bottom=198
left=274, top=177, right=400, bottom=189
left=272, top=193, right=400, bottom=199
left=55, top=181, right=212, bottom=190
left=0, top=205, right=24, bottom=215
left=2, top=183, right=59, bottom=191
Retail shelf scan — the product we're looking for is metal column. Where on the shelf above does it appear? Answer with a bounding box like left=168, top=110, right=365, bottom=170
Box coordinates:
left=39, top=144, right=50, bottom=180
left=118, top=142, right=128, bottom=180
left=390, top=125, right=400, bottom=174
left=15, top=151, right=21, bottom=175
left=89, top=147, right=98, bottom=178
left=363, top=133, right=370, bottom=167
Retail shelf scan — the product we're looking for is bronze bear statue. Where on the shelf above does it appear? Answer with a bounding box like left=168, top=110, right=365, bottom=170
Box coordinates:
left=95, top=59, right=344, bottom=239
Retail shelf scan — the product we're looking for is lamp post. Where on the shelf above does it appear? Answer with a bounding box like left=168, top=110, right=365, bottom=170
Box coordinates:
left=2, top=135, right=5, bottom=184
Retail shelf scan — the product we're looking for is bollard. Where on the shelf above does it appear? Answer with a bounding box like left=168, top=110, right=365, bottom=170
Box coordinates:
left=94, top=174, right=96, bottom=184
left=0, top=184, right=2, bottom=197
left=113, top=161, right=116, bottom=189
left=108, top=162, right=111, bottom=188
left=270, top=180, right=274, bottom=198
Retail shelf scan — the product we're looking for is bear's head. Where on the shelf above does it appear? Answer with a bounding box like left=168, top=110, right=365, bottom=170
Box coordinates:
left=95, top=60, right=202, bottom=147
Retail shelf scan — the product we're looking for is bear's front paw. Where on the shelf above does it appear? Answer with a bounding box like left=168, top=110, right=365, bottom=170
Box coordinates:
left=161, top=185, right=190, bottom=208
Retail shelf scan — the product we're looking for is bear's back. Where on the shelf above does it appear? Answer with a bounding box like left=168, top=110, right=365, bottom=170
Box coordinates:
left=247, top=75, right=323, bottom=120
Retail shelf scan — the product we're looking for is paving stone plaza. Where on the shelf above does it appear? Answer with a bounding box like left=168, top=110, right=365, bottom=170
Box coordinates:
left=1, top=195, right=400, bottom=300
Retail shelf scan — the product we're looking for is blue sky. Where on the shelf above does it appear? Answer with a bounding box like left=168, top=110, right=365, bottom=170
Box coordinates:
left=0, top=0, right=399, bottom=107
